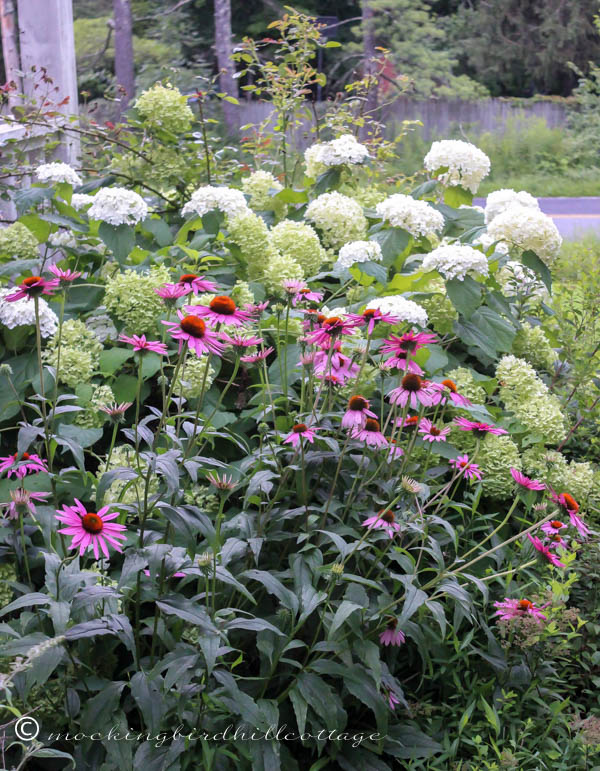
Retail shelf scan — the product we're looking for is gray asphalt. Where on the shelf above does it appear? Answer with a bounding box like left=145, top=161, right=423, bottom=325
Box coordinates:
left=474, top=197, right=600, bottom=240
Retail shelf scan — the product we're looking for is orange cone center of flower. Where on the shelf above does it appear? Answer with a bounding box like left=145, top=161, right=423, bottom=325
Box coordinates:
left=348, top=395, right=368, bottom=411
left=180, top=316, right=207, bottom=337
left=82, top=513, right=104, bottom=534
left=365, top=418, right=381, bottom=432
left=551, top=534, right=562, bottom=542
left=293, top=423, right=308, bottom=433
left=404, top=416, right=419, bottom=428
left=401, top=373, right=422, bottom=392
left=399, top=337, right=418, bottom=352
left=550, top=520, right=564, bottom=529
left=429, top=426, right=441, bottom=436
left=316, top=313, right=326, bottom=323
left=324, top=316, right=342, bottom=327
left=210, top=296, right=236, bottom=315
left=561, top=493, right=579, bottom=512
left=518, top=600, right=533, bottom=611
left=363, top=309, right=376, bottom=319
left=299, top=288, right=311, bottom=295
left=23, top=276, right=42, bottom=287
left=179, top=273, right=198, bottom=283
left=441, top=379, right=458, bottom=393
left=380, top=509, right=395, bottom=523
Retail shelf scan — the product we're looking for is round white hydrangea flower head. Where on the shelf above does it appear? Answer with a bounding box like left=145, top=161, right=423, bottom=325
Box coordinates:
left=365, top=295, right=428, bottom=326
left=486, top=204, right=562, bottom=266
left=424, top=140, right=491, bottom=193
left=304, top=134, right=369, bottom=176
left=134, top=83, right=194, bottom=134
left=473, top=231, right=509, bottom=255
left=336, top=240, right=383, bottom=269
left=241, top=170, right=283, bottom=206
left=88, top=187, right=149, bottom=226
left=421, top=244, right=489, bottom=281
left=0, top=287, right=58, bottom=338
left=181, top=186, right=249, bottom=220
left=49, top=230, right=76, bottom=248
left=36, top=162, right=82, bottom=187
left=305, top=191, right=367, bottom=250
left=375, top=194, right=444, bottom=239
left=269, top=220, right=326, bottom=275
left=484, top=189, right=539, bottom=225
left=71, top=193, right=94, bottom=210
left=497, top=260, right=549, bottom=301
left=304, top=144, right=327, bottom=179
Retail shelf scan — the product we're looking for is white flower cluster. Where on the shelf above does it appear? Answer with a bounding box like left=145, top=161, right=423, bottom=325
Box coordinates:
left=421, top=244, right=489, bottom=281
left=88, top=187, right=149, bottom=226
left=0, top=287, right=58, bottom=338
left=305, top=191, right=367, bottom=250
left=486, top=205, right=562, bottom=265
left=336, top=240, right=383, bottom=269
left=424, top=140, right=491, bottom=193
left=181, top=186, right=250, bottom=220
left=71, top=193, right=94, bottom=210
left=49, top=230, right=76, bottom=248
left=497, top=260, right=549, bottom=301
left=304, top=134, right=369, bottom=176
left=473, top=231, right=509, bottom=255
left=365, top=295, right=428, bottom=326
left=36, top=162, right=82, bottom=187
left=375, top=194, right=444, bottom=238
left=484, top=188, right=539, bottom=225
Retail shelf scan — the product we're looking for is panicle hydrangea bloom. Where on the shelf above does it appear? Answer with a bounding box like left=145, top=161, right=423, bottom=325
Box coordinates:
left=0, top=222, right=39, bottom=260
left=36, top=162, right=82, bottom=186
left=340, top=182, right=386, bottom=208
left=227, top=211, right=280, bottom=280
left=98, top=445, right=159, bottom=505
left=0, top=287, right=58, bottom=338
left=263, top=252, right=305, bottom=294
left=478, top=434, right=522, bottom=500
left=304, top=134, right=369, bottom=175
left=71, top=193, right=94, bottom=210
left=484, top=189, right=540, bottom=225
left=375, top=194, right=444, bottom=239
left=418, top=278, right=457, bottom=336
left=172, top=355, right=215, bottom=399
left=303, top=144, right=328, bottom=179
left=336, top=240, right=383, bottom=269
left=88, top=187, right=149, bottom=226
left=181, top=185, right=249, bottom=220
left=134, top=83, right=194, bottom=134
left=241, top=170, right=286, bottom=217
left=44, top=319, right=103, bottom=387
left=365, top=295, right=428, bottom=327
left=423, top=139, right=491, bottom=193
left=496, top=260, right=549, bottom=302
left=305, top=192, right=367, bottom=251
left=513, top=322, right=558, bottom=372
left=104, top=265, right=171, bottom=333
left=269, top=220, right=327, bottom=275
left=230, top=280, right=255, bottom=309
left=486, top=205, right=562, bottom=266
left=522, top=447, right=596, bottom=505
left=76, top=384, right=115, bottom=428
left=421, top=244, right=489, bottom=281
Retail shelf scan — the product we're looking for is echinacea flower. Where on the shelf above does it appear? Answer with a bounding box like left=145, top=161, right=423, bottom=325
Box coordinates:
left=282, top=280, right=323, bottom=306
left=342, top=395, right=378, bottom=429
left=546, top=533, right=569, bottom=550
left=99, top=402, right=132, bottom=422
left=541, top=519, right=567, bottom=536
left=550, top=491, right=590, bottom=537
left=177, top=273, right=218, bottom=294
left=387, top=690, right=401, bottom=711
left=304, top=316, right=355, bottom=348
left=0, top=452, right=48, bottom=479
left=449, top=454, right=482, bottom=481
left=56, top=499, right=127, bottom=559
left=429, top=379, right=472, bottom=408
left=396, top=415, right=420, bottom=431
left=118, top=333, right=168, bottom=355
left=283, top=423, right=318, bottom=447
left=2, top=489, right=50, bottom=519
left=351, top=418, right=389, bottom=448
left=379, top=619, right=406, bottom=647
left=388, top=374, right=436, bottom=410
left=48, top=264, right=82, bottom=284
left=220, top=333, right=264, bottom=351
left=348, top=307, right=400, bottom=336
left=381, top=331, right=437, bottom=371
left=163, top=311, right=225, bottom=356
left=418, top=418, right=450, bottom=443
left=240, top=347, right=274, bottom=363
left=527, top=533, right=565, bottom=568
left=313, top=345, right=359, bottom=384
left=155, top=283, right=191, bottom=304
left=206, top=472, right=237, bottom=491
left=510, top=468, right=545, bottom=491
left=454, top=417, right=508, bottom=436
left=362, top=508, right=401, bottom=538
left=388, top=440, right=405, bottom=460
left=493, top=598, right=547, bottom=622
left=185, top=295, right=252, bottom=328
left=6, top=276, right=59, bottom=302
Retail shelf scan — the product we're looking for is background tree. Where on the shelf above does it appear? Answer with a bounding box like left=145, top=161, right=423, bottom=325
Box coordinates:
left=213, top=0, right=238, bottom=133
left=113, top=0, right=135, bottom=115
left=0, top=0, right=21, bottom=107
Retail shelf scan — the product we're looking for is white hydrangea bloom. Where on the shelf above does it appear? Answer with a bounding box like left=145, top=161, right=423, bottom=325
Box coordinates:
left=0, top=287, right=58, bottom=338
left=486, top=204, right=562, bottom=265
left=49, top=230, right=76, bottom=248
left=304, top=144, right=327, bottom=179
left=497, top=260, right=549, bottom=301
left=304, top=134, right=369, bottom=175
left=71, top=193, right=94, bottom=210
left=36, top=162, right=82, bottom=187
left=87, top=187, right=149, bottom=226
left=424, top=140, right=491, bottom=193
left=181, top=185, right=250, bottom=220
left=473, top=231, right=509, bottom=255
left=365, top=295, right=428, bottom=326
left=241, top=170, right=282, bottom=196
left=484, top=189, right=539, bottom=225
left=422, top=244, right=489, bottom=281
left=375, top=194, right=444, bottom=238
left=336, top=240, right=383, bottom=268
left=305, top=192, right=367, bottom=250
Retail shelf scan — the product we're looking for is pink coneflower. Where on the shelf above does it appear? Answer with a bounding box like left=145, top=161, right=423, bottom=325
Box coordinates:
left=550, top=491, right=590, bottom=538
left=301, top=309, right=327, bottom=331
left=388, top=374, right=435, bottom=410
left=0, top=452, right=48, bottom=479
left=449, top=454, right=482, bottom=481
left=387, top=439, right=404, bottom=460
left=342, top=395, right=377, bottom=429
left=362, top=508, right=401, bottom=538
left=379, top=618, right=406, bottom=647
left=6, top=275, right=59, bottom=302
left=348, top=308, right=400, bottom=336
left=155, top=283, right=191, bottom=304
left=396, top=415, right=420, bottom=431
left=546, top=533, right=569, bottom=550
left=493, top=598, right=547, bottom=623
left=283, top=423, right=318, bottom=448
left=246, top=300, right=270, bottom=316
left=541, top=519, right=567, bottom=536
left=304, top=316, right=355, bottom=348
left=240, top=346, right=274, bottom=363
left=284, top=282, right=324, bottom=306
left=220, top=332, right=264, bottom=351
left=206, top=472, right=237, bottom=491
left=418, top=418, right=450, bottom=443
left=314, top=346, right=359, bottom=384
left=2, top=489, right=50, bottom=519
left=99, top=402, right=132, bottom=423
left=454, top=417, right=508, bottom=436
left=387, top=690, right=401, bottom=711
left=527, top=533, right=565, bottom=568
left=351, top=418, right=389, bottom=448
left=282, top=279, right=307, bottom=295
left=510, top=468, right=545, bottom=491
left=177, top=273, right=218, bottom=294
left=48, top=264, right=82, bottom=284
left=185, top=295, right=252, bottom=327
left=118, top=333, right=168, bottom=355
left=381, top=331, right=437, bottom=370
left=163, top=311, right=225, bottom=356
left=55, top=499, right=127, bottom=559
left=429, top=379, right=472, bottom=408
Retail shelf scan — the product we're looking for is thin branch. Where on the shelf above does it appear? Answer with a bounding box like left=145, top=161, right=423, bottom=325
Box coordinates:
left=133, top=0, right=194, bottom=23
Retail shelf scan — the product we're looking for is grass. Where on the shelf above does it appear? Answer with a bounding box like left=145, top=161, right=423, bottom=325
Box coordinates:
left=477, top=169, right=600, bottom=197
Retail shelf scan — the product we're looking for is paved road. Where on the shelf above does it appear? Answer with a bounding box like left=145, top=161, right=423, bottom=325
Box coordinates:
left=474, top=197, right=600, bottom=240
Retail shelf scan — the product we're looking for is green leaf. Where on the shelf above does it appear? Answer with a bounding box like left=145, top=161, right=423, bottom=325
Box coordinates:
left=202, top=210, right=224, bottom=236
left=242, top=569, right=299, bottom=614
left=314, top=167, right=341, bottom=194
left=397, top=584, right=428, bottom=626
left=58, top=424, right=103, bottom=449
left=14, top=186, right=54, bottom=215
left=473, top=306, right=516, bottom=352
left=275, top=188, right=308, bottom=204
left=328, top=600, right=361, bottom=638
left=0, top=593, right=51, bottom=616
left=370, top=227, right=411, bottom=266
left=112, top=374, right=142, bottom=403
left=446, top=276, right=482, bottom=319
left=443, top=185, right=473, bottom=208
left=480, top=696, right=501, bottom=735
left=19, top=214, right=51, bottom=242
left=98, top=222, right=135, bottom=263
left=141, top=352, right=162, bottom=380
left=521, top=249, right=552, bottom=292
left=156, top=595, right=217, bottom=633
left=99, top=347, right=133, bottom=375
